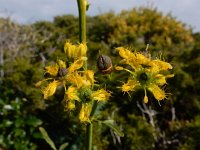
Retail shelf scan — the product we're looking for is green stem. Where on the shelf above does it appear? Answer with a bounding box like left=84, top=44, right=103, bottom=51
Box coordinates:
left=77, top=1, right=91, bottom=150
left=86, top=123, right=93, bottom=150
left=77, top=0, right=87, bottom=43
left=77, top=0, right=87, bottom=69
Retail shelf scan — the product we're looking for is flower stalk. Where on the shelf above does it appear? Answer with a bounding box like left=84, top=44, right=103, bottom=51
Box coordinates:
left=77, top=1, right=94, bottom=150
left=77, top=0, right=87, bottom=43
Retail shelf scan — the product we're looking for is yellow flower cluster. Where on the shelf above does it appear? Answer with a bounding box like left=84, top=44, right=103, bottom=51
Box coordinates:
left=115, top=47, right=174, bottom=104
left=36, top=42, right=111, bottom=122
left=64, top=41, right=87, bottom=59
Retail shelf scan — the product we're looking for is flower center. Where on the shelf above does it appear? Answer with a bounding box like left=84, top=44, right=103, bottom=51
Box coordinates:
left=79, top=88, right=92, bottom=103
left=138, top=72, right=148, bottom=84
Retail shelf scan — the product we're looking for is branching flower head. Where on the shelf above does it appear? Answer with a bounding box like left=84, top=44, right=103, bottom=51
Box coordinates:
left=115, top=47, right=173, bottom=104
left=36, top=42, right=111, bottom=123
left=64, top=69, right=111, bottom=122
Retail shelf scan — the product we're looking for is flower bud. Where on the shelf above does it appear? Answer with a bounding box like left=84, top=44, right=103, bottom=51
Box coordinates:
left=97, top=54, right=112, bottom=74
left=77, top=43, right=87, bottom=57
left=64, top=41, right=77, bottom=59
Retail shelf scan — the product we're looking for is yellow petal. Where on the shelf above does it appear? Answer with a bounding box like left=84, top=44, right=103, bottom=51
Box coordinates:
left=65, top=101, right=76, bottom=111
left=83, top=70, right=95, bottom=86
left=135, top=53, right=150, bottom=66
left=45, top=65, right=59, bottom=77
left=122, top=79, right=139, bottom=92
left=42, top=80, right=60, bottom=99
left=65, top=86, right=80, bottom=101
left=68, top=57, right=86, bottom=73
left=35, top=81, right=43, bottom=87
left=64, top=41, right=77, bottom=59
left=116, top=47, right=135, bottom=60
left=115, top=66, right=124, bottom=71
left=91, top=89, right=111, bottom=102
left=77, top=43, right=87, bottom=57
left=148, top=84, right=166, bottom=101
left=155, top=74, right=167, bottom=86
left=79, top=103, right=91, bottom=122
left=66, top=73, right=83, bottom=88
left=57, top=60, right=66, bottom=68
left=152, top=60, right=173, bottom=71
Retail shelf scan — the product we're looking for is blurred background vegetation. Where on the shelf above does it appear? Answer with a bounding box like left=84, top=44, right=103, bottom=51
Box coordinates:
left=0, top=7, right=200, bottom=150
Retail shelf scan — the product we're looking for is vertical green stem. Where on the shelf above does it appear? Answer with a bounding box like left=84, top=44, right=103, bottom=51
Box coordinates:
left=77, top=0, right=87, bottom=43
left=77, top=0, right=87, bottom=69
left=77, top=1, right=92, bottom=150
left=86, top=123, right=93, bottom=150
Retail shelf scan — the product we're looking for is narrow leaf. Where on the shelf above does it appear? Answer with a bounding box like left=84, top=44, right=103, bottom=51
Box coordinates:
left=39, top=127, right=57, bottom=150
left=59, top=142, right=69, bottom=150
left=102, top=120, right=124, bottom=137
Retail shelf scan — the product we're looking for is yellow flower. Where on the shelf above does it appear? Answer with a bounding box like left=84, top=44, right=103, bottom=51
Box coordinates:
left=116, top=47, right=173, bottom=103
left=91, top=89, right=111, bottom=102
left=152, top=59, right=173, bottom=71
left=154, top=74, right=167, bottom=86
left=64, top=41, right=77, bottom=59
left=45, top=65, right=59, bottom=77
left=67, top=70, right=95, bottom=89
left=68, top=57, right=86, bottom=73
left=116, top=47, right=151, bottom=70
left=82, top=70, right=95, bottom=87
left=64, top=41, right=87, bottom=59
left=79, top=103, right=91, bottom=122
left=65, top=101, right=76, bottom=110
left=77, top=43, right=87, bottom=57
left=65, top=86, right=80, bottom=101
left=42, top=80, right=60, bottom=99
left=122, top=79, right=140, bottom=92
left=148, top=84, right=166, bottom=101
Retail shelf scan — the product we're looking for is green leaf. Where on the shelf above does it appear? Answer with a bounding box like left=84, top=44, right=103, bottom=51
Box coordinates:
left=102, top=120, right=124, bottom=137
left=26, top=116, right=42, bottom=127
left=39, top=127, right=57, bottom=150
left=59, top=142, right=69, bottom=150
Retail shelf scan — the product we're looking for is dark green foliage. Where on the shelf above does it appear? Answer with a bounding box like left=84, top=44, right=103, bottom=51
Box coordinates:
left=0, top=6, right=200, bottom=149
left=0, top=96, right=42, bottom=149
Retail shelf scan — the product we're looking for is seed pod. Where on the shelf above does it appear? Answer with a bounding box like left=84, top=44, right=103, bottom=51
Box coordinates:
left=58, top=68, right=68, bottom=77
left=97, top=54, right=112, bottom=74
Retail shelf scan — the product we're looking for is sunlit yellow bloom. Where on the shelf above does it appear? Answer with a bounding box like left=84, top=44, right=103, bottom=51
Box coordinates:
left=67, top=70, right=95, bottom=88
left=79, top=103, right=91, bottom=122
left=57, top=60, right=66, bottom=68
left=45, top=65, right=59, bottom=77
left=82, top=70, right=95, bottom=87
left=152, top=59, right=173, bottom=71
left=122, top=79, right=140, bottom=92
left=116, top=47, right=135, bottom=61
left=116, top=47, right=151, bottom=70
left=154, top=74, right=167, bottom=86
left=64, top=41, right=87, bottom=59
left=91, top=89, right=111, bottom=101
left=116, top=47, right=173, bottom=103
left=68, top=57, right=86, bottom=73
left=66, top=101, right=76, bottom=110
left=42, top=80, right=60, bottom=99
left=77, top=43, right=87, bottom=57
left=64, top=41, right=77, bottom=59
left=134, top=53, right=150, bottom=67
left=65, top=86, right=80, bottom=101
left=148, top=84, right=166, bottom=101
